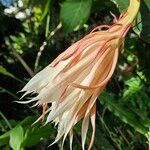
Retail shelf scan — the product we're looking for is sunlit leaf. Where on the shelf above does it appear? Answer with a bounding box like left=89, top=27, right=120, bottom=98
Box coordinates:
left=9, top=125, right=24, bottom=150
left=123, top=77, right=142, bottom=99
left=0, top=116, right=36, bottom=147
left=60, top=0, right=92, bottom=33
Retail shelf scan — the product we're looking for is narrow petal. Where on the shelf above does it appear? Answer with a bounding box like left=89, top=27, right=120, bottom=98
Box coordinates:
left=88, top=104, right=96, bottom=150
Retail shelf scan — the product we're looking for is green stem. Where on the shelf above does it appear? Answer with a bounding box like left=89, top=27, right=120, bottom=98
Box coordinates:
left=0, top=111, right=12, bottom=129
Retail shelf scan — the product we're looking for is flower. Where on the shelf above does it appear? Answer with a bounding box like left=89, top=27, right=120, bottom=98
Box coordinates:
left=20, top=0, right=140, bottom=149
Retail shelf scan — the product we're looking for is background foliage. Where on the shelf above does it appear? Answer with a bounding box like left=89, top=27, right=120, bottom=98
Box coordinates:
left=0, top=0, right=150, bottom=149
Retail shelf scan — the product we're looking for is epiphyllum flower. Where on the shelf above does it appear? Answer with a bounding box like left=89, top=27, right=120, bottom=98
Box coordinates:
left=20, top=0, right=140, bottom=149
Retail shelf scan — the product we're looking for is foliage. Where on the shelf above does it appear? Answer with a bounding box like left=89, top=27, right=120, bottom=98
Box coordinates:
left=0, top=116, right=55, bottom=149
left=0, top=0, right=150, bottom=149
left=60, top=0, right=92, bottom=33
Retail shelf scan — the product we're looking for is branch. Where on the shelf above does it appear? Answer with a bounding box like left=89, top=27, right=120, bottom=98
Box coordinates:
left=34, top=23, right=62, bottom=72
left=5, top=38, right=34, bottom=77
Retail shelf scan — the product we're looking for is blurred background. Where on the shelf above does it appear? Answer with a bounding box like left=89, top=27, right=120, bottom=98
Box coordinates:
left=0, top=0, right=150, bottom=149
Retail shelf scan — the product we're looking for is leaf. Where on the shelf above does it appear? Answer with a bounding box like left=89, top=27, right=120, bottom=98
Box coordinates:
left=99, top=92, right=148, bottom=136
left=112, top=0, right=150, bottom=45
left=22, top=125, right=54, bottom=147
left=9, top=125, right=24, bottom=150
left=0, top=66, right=16, bottom=79
left=95, top=128, right=116, bottom=150
left=143, top=0, right=150, bottom=11
left=60, top=0, right=92, bottom=33
left=112, top=0, right=129, bottom=11
left=40, top=0, right=51, bottom=21
left=133, top=0, right=150, bottom=43
left=19, top=116, right=36, bottom=127
left=123, top=77, right=142, bottom=99
left=0, top=132, right=10, bottom=146
left=0, top=116, right=36, bottom=147
left=122, top=77, right=150, bottom=128
left=1, top=144, right=10, bottom=150
left=0, top=65, right=23, bottom=83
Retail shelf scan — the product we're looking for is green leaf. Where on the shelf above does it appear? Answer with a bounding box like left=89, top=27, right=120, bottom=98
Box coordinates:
left=112, top=0, right=129, bottom=11
left=22, top=125, right=54, bottom=147
left=40, top=0, right=51, bottom=21
left=122, top=77, right=150, bottom=128
left=99, top=92, right=148, bottom=136
left=95, top=128, right=116, bottom=150
left=143, top=0, right=150, bottom=11
left=1, top=144, right=10, bottom=150
left=0, top=117, right=36, bottom=147
left=133, top=0, right=150, bottom=43
left=60, top=0, right=92, bottom=33
left=9, top=125, right=24, bottom=150
left=123, top=77, right=142, bottom=99
left=19, top=116, right=36, bottom=127
left=0, top=66, right=16, bottom=79
left=0, top=65, right=23, bottom=83
left=112, top=0, right=150, bottom=46
left=0, top=132, right=10, bottom=146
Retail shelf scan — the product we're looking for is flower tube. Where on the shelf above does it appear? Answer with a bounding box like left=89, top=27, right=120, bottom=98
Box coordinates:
left=20, top=0, right=140, bottom=149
